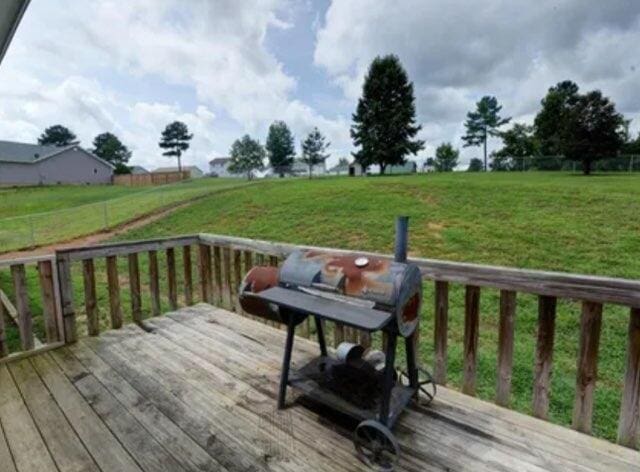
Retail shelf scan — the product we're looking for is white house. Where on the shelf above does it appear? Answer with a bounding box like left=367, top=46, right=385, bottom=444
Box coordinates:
left=0, top=140, right=114, bottom=186
left=209, top=157, right=241, bottom=178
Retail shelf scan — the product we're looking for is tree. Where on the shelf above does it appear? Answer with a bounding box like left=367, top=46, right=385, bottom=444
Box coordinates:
left=467, top=158, right=484, bottom=172
left=92, top=132, right=132, bottom=174
left=462, top=96, right=510, bottom=171
left=351, top=55, right=424, bottom=174
left=434, top=143, right=459, bottom=172
left=38, top=125, right=77, bottom=147
left=492, top=123, right=539, bottom=171
left=228, top=135, right=265, bottom=180
left=300, top=127, right=330, bottom=178
left=158, top=121, right=193, bottom=172
left=534, top=82, right=626, bottom=175
left=534, top=80, right=579, bottom=156
left=266, top=121, right=295, bottom=177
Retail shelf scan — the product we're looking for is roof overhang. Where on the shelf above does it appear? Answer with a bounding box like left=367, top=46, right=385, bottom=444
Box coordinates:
left=0, top=0, right=30, bottom=66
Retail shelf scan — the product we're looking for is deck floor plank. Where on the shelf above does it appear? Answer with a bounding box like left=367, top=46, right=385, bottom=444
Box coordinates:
left=0, top=365, right=58, bottom=472
left=8, top=359, right=99, bottom=472
left=1, top=303, right=638, bottom=472
left=51, top=346, right=224, bottom=472
left=29, top=354, right=142, bottom=472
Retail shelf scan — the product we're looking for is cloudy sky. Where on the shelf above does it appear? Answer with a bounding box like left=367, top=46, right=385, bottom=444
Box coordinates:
left=2, top=0, right=640, bottom=171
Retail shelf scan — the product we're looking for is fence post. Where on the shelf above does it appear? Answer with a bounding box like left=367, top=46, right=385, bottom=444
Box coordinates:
left=102, top=201, right=109, bottom=229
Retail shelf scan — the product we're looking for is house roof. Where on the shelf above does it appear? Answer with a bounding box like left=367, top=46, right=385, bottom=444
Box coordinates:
left=0, top=140, right=115, bottom=169
left=0, top=0, right=29, bottom=66
left=209, top=157, right=230, bottom=165
left=129, top=165, right=149, bottom=174
left=153, top=166, right=203, bottom=173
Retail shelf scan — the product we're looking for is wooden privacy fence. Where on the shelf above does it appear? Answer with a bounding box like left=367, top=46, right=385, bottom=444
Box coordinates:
left=113, top=171, right=190, bottom=186
left=0, top=233, right=638, bottom=450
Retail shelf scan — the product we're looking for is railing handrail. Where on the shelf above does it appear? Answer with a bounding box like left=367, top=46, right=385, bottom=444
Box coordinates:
left=199, top=233, right=640, bottom=307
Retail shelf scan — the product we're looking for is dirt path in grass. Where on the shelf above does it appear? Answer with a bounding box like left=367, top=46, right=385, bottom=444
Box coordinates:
left=0, top=200, right=193, bottom=261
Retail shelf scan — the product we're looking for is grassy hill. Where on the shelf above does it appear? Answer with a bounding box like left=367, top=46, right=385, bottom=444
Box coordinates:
left=116, top=172, right=640, bottom=441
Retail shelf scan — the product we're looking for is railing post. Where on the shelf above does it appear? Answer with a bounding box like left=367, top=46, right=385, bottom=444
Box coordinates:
left=128, top=253, right=142, bottom=323
left=572, top=301, right=603, bottom=433
left=106, top=256, right=122, bottom=329
left=11, top=264, right=34, bottom=351
left=37, top=260, right=60, bottom=343
left=82, top=259, right=99, bottom=336
left=198, top=244, right=212, bottom=304
left=433, top=280, right=449, bottom=385
left=182, top=246, right=193, bottom=306
left=618, top=307, right=640, bottom=448
left=56, top=253, right=76, bottom=343
left=496, top=290, right=517, bottom=407
left=462, top=285, right=480, bottom=396
left=533, top=295, right=557, bottom=420
left=213, top=246, right=223, bottom=306
left=0, top=295, right=8, bottom=357
left=148, top=250, right=161, bottom=316
left=166, top=248, right=178, bottom=311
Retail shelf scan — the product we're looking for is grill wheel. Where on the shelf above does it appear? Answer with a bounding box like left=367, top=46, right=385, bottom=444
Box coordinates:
left=354, top=420, right=400, bottom=471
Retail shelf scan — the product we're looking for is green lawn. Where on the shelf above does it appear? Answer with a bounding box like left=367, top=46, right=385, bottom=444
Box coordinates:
left=114, top=172, right=640, bottom=442
left=0, top=178, right=252, bottom=252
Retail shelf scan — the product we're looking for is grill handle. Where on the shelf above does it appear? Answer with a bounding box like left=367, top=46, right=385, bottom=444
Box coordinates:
left=394, top=216, right=409, bottom=263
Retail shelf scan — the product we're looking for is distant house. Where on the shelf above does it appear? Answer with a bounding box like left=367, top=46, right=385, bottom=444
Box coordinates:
left=153, top=166, right=204, bottom=178
left=328, top=160, right=350, bottom=175
left=0, top=140, right=114, bottom=186
left=387, top=161, right=417, bottom=174
left=209, top=157, right=240, bottom=178
left=129, top=165, right=149, bottom=175
left=348, top=162, right=364, bottom=176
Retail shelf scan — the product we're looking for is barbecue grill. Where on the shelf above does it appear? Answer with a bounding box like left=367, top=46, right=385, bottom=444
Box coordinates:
left=238, top=217, right=436, bottom=470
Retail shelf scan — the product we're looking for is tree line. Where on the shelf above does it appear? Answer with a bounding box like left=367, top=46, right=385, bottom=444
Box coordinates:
left=36, top=121, right=194, bottom=175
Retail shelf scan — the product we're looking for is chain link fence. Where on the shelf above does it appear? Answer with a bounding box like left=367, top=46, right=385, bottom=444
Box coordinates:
left=0, top=179, right=248, bottom=253
left=488, top=154, right=640, bottom=172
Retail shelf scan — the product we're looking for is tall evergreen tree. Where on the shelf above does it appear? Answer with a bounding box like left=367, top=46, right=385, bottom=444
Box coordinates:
left=534, top=80, right=579, bottom=156
left=462, top=96, right=510, bottom=171
left=92, top=132, right=132, bottom=174
left=228, top=135, right=265, bottom=180
left=38, top=125, right=77, bottom=147
left=266, top=121, right=295, bottom=177
left=351, top=55, right=424, bottom=174
left=300, top=127, right=330, bottom=178
left=159, top=121, right=193, bottom=172
left=434, top=143, right=459, bottom=172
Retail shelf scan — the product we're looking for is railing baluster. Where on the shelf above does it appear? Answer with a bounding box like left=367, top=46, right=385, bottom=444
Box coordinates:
left=198, top=244, right=212, bottom=304
left=148, top=250, right=161, bottom=316
left=618, top=307, right=640, bottom=448
left=213, top=246, right=222, bottom=306
left=462, top=285, right=480, bottom=395
left=572, top=301, right=603, bottom=433
left=37, top=260, right=59, bottom=343
left=233, top=249, right=242, bottom=314
left=496, top=290, right=517, bottom=407
left=56, top=253, right=76, bottom=343
left=0, top=294, right=8, bottom=357
left=128, top=253, right=142, bottom=323
left=434, top=280, right=449, bottom=384
left=334, top=323, right=345, bottom=347
left=82, top=259, right=99, bottom=336
left=11, top=264, right=34, bottom=351
left=533, top=295, right=557, bottom=420
left=106, top=256, right=122, bottom=329
left=223, top=247, right=232, bottom=310
left=166, top=248, right=178, bottom=311
left=182, top=246, right=193, bottom=306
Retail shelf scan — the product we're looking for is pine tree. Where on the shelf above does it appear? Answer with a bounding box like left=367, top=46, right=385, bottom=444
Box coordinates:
left=266, top=121, right=295, bottom=177
left=228, top=135, right=265, bottom=180
left=300, top=127, right=330, bottom=178
left=462, top=96, right=510, bottom=171
left=351, top=55, right=424, bottom=174
left=159, top=121, right=193, bottom=172
left=38, top=125, right=77, bottom=147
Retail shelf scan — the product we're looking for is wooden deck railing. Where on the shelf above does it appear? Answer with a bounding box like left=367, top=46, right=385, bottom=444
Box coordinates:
left=0, top=232, right=638, bottom=450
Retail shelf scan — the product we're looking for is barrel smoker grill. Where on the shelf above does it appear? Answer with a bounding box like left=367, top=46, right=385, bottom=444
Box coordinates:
left=239, top=217, right=436, bottom=470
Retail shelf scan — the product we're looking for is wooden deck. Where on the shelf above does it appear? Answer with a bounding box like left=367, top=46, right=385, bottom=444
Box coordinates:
left=0, top=304, right=637, bottom=472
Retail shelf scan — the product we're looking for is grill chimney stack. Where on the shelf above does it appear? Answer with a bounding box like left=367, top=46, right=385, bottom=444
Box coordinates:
left=394, top=216, right=409, bottom=263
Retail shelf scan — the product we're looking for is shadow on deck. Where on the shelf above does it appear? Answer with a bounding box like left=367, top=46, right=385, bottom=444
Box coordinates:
left=0, top=304, right=637, bottom=472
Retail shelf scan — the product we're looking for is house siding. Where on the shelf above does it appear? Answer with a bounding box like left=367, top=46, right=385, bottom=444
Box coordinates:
left=0, top=148, right=113, bottom=185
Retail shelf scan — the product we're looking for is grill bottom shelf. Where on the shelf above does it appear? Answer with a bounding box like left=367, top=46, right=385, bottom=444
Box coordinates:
left=288, top=356, right=415, bottom=426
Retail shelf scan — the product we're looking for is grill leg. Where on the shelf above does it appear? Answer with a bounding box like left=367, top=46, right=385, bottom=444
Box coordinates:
left=405, top=332, right=419, bottom=390
left=314, top=316, right=328, bottom=357
left=278, top=317, right=296, bottom=409
left=379, top=333, right=397, bottom=426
